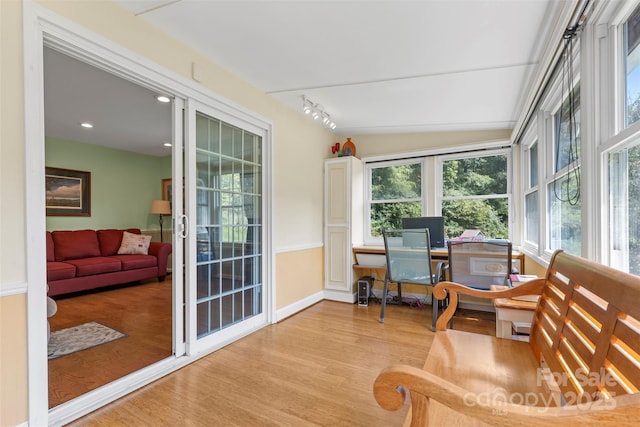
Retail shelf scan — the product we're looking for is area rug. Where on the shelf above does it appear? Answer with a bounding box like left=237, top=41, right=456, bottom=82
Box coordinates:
left=48, top=321, right=127, bottom=360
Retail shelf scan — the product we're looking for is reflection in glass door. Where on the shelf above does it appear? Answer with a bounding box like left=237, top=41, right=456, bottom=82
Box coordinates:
left=194, top=111, right=262, bottom=338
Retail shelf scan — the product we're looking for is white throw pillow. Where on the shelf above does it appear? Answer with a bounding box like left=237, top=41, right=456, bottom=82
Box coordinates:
left=117, top=231, right=152, bottom=255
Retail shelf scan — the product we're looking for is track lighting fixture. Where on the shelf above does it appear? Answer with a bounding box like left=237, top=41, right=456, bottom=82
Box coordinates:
left=301, top=95, right=336, bottom=130
left=302, top=96, right=313, bottom=115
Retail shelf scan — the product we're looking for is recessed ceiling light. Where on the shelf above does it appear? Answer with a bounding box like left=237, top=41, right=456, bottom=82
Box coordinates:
left=156, top=95, right=171, bottom=103
left=163, top=142, right=172, bottom=147
left=81, top=122, right=93, bottom=128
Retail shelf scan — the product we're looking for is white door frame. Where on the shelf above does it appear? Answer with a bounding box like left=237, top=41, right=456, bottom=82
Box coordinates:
left=22, top=2, right=274, bottom=425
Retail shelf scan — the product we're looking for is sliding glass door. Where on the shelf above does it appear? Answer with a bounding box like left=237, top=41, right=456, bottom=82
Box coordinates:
left=186, top=101, right=266, bottom=352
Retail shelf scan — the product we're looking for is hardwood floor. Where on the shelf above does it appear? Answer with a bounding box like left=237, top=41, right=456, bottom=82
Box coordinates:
left=63, top=297, right=495, bottom=426
left=48, top=278, right=173, bottom=408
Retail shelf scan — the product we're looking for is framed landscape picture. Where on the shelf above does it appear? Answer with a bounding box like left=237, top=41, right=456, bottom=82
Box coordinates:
left=45, top=167, right=91, bottom=216
left=162, top=178, right=172, bottom=202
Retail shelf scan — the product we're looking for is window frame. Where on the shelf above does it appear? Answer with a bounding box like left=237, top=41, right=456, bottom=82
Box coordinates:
left=363, top=157, right=427, bottom=245
left=526, top=32, right=583, bottom=261
left=520, top=119, right=541, bottom=253
left=594, top=0, right=640, bottom=272
left=435, top=148, right=513, bottom=240
left=545, top=81, right=583, bottom=257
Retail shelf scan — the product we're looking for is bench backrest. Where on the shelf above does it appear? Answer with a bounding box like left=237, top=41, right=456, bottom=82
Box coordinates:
left=531, top=250, right=640, bottom=403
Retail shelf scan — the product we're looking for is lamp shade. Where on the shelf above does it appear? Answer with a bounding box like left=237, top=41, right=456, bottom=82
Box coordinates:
left=150, top=200, right=171, bottom=215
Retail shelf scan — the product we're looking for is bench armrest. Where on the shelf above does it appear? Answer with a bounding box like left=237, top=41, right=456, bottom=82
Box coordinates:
left=432, top=279, right=546, bottom=331
left=374, top=364, right=640, bottom=426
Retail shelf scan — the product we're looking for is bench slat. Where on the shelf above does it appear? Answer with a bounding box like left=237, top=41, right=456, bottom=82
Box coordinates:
left=613, top=315, right=640, bottom=358
left=562, top=323, right=595, bottom=370
left=573, top=286, right=609, bottom=319
left=542, top=279, right=568, bottom=310
left=565, top=306, right=600, bottom=348
left=539, top=299, right=562, bottom=329
left=537, top=309, right=560, bottom=344
left=606, top=341, right=640, bottom=394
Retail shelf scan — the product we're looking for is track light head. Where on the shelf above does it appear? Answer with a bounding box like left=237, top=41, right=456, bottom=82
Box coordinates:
left=302, top=95, right=313, bottom=115
left=301, top=96, right=336, bottom=130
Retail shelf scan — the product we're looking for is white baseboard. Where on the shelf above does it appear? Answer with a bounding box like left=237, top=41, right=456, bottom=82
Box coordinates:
left=323, top=289, right=357, bottom=303
left=275, top=291, right=324, bottom=322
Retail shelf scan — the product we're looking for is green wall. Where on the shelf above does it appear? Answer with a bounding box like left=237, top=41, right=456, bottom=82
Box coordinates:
left=45, top=137, right=172, bottom=232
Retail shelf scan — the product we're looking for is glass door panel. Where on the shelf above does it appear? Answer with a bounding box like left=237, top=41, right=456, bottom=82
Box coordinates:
left=190, top=108, right=263, bottom=342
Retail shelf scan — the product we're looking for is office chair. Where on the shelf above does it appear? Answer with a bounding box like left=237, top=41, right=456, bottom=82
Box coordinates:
left=379, top=229, right=447, bottom=332
left=445, top=239, right=514, bottom=324
left=447, top=240, right=514, bottom=289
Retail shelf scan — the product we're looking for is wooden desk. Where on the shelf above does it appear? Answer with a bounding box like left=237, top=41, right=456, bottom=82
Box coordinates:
left=490, top=284, right=537, bottom=339
left=352, top=246, right=524, bottom=273
left=353, top=246, right=526, bottom=311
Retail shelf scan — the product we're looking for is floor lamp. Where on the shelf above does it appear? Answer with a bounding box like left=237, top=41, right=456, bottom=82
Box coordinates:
left=150, top=200, right=172, bottom=243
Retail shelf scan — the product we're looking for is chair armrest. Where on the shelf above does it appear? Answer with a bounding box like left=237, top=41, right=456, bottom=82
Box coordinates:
left=432, top=279, right=545, bottom=331
left=434, top=261, right=447, bottom=283
left=374, top=364, right=640, bottom=426
left=149, top=242, right=172, bottom=277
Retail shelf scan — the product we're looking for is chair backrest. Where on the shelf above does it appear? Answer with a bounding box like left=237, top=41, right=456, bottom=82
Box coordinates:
left=531, top=250, right=640, bottom=403
left=447, top=240, right=512, bottom=290
left=382, top=229, right=435, bottom=285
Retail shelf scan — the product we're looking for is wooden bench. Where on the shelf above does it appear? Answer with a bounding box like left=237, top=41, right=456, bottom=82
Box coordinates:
left=374, top=250, right=640, bottom=426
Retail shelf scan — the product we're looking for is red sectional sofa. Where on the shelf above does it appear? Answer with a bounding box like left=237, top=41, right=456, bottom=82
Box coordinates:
left=46, top=228, right=172, bottom=297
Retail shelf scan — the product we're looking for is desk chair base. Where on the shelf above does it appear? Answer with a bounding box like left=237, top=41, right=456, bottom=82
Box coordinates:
left=378, top=278, right=449, bottom=332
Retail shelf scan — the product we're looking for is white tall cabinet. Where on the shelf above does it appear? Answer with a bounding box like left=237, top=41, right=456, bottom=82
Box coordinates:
left=324, top=157, right=363, bottom=302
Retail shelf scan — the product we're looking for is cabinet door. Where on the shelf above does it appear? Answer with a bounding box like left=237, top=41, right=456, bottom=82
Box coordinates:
left=325, top=226, right=349, bottom=290
left=325, top=160, right=348, bottom=225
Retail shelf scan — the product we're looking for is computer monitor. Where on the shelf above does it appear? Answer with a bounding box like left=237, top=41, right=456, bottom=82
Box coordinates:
left=402, top=216, right=446, bottom=248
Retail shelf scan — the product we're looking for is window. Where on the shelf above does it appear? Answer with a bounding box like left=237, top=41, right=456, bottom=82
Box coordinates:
left=367, top=161, right=422, bottom=238
left=603, top=4, right=640, bottom=274
left=608, top=141, right=640, bottom=274
left=625, top=4, right=640, bottom=127
left=524, top=140, right=539, bottom=246
left=440, top=151, right=510, bottom=239
left=517, top=0, right=640, bottom=267
left=364, top=148, right=511, bottom=243
left=547, top=83, right=581, bottom=255
left=517, top=24, right=582, bottom=261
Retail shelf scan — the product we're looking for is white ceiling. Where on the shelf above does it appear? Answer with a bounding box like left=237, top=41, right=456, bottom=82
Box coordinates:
left=44, top=47, right=173, bottom=157
left=44, top=0, right=561, bottom=156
